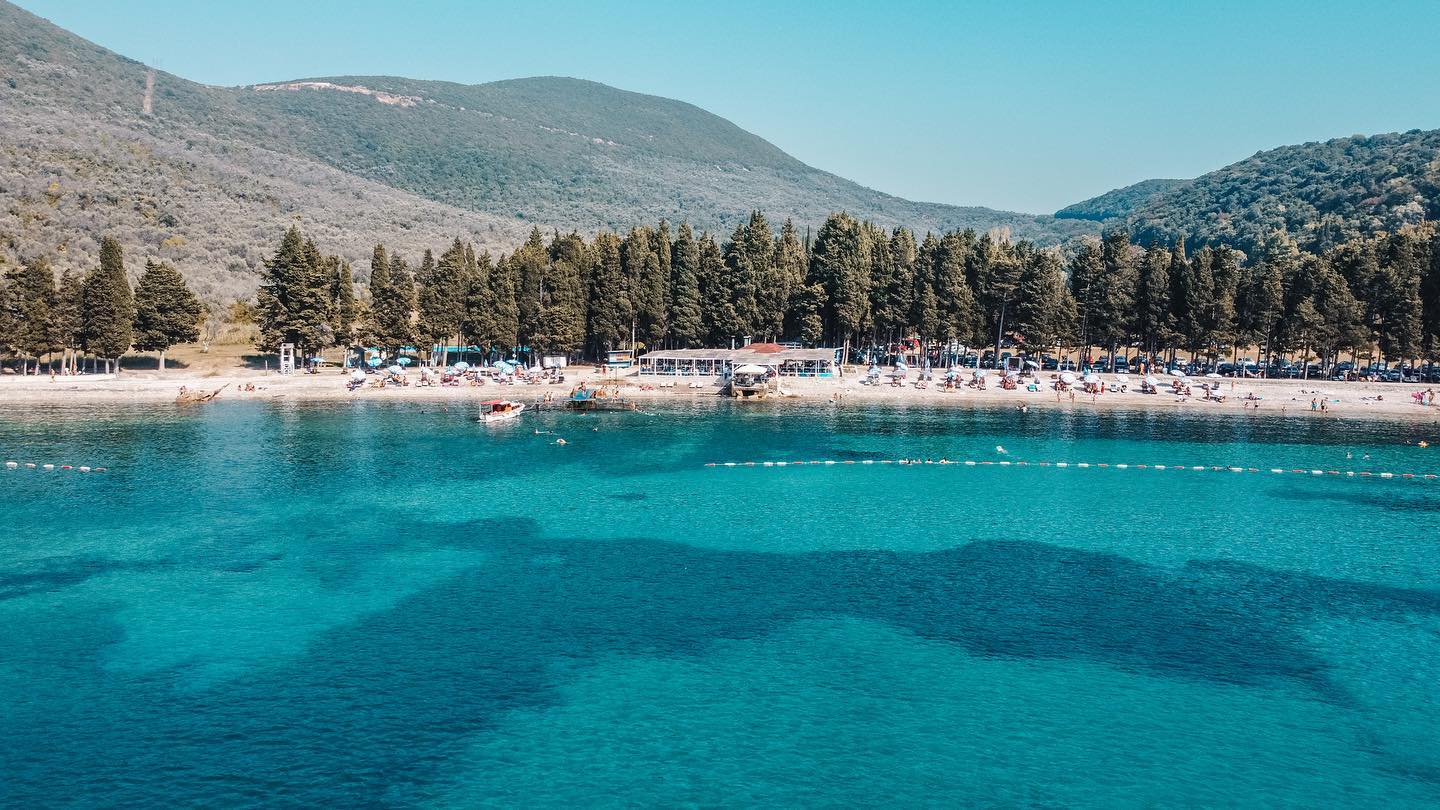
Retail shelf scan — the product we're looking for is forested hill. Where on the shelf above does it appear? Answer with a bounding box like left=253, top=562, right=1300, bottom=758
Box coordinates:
left=0, top=0, right=1092, bottom=304
left=1055, top=179, right=1189, bottom=221
left=224, top=73, right=1088, bottom=238
left=1125, top=130, right=1440, bottom=256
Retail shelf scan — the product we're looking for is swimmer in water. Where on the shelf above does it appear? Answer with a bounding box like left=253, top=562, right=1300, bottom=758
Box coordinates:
left=555, top=438, right=567, bottom=446
left=995, top=445, right=1008, bottom=455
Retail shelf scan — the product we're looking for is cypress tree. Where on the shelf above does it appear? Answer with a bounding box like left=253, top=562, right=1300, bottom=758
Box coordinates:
left=329, top=258, right=359, bottom=349
left=775, top=219, right=809, bottom=341
left=82, top=236, right=135, bottom=373
left=668, top=223, right=705, bottom=348
left=133, top=259, right=201, bottom=371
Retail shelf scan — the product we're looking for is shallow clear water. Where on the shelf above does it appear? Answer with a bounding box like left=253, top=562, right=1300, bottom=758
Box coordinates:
left=3, top=400, right=1439, bottom=807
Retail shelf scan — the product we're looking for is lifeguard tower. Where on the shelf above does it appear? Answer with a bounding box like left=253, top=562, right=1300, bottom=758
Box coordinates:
left=279, top=343, right=296, bottom=375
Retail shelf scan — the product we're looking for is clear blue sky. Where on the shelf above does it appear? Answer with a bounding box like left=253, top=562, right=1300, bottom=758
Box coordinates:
left=18, top=0, right=1440, bottom=214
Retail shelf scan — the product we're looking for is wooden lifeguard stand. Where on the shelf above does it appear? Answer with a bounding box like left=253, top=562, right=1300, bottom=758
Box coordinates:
left=279, top=343, right=295, bottom=375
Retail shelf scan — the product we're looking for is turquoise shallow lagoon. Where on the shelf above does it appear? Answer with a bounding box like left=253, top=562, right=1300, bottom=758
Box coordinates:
left=3, top=400, right=1440, bottom=806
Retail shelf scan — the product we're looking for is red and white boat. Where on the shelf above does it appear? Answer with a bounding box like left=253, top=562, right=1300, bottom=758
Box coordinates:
left=478, top=399, right=526, bottom=424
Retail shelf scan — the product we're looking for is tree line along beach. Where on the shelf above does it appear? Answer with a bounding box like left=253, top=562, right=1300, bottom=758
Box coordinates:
left=3, top=212, right=1440, bottom=427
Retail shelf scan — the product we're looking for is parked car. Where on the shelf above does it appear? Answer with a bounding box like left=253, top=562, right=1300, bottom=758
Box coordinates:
left=1041, top=356, right=1059, bottom=370
left=1058, top=360, right=1078, bottom=372
left=1113, top=357, right=1131, bottom=374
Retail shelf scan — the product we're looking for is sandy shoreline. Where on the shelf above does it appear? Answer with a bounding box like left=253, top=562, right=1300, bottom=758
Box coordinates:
left=4, top=366, right=1440, bottom=425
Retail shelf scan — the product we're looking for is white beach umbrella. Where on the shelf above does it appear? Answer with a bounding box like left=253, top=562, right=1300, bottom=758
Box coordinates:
left=1083, top=373, right=1100, bottom=384
left=1205, top=372, right=1222, bottom=379
left=1024, top=360, right=1040, bottom=369
left=349, top=370, right=365, bottom=382
left=454, top=361, right=470, bottom=371
left=387, top=364, right=403, bottom=375
left=1144, top=376, right=1158, bottom=386
left=1060, top=372, right=1076, bottom=384
left=1169, top=368, right=1188, bottom=377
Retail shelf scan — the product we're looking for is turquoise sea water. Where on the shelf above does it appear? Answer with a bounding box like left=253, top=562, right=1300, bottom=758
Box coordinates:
left=3, top=399, right=1440, bottom=807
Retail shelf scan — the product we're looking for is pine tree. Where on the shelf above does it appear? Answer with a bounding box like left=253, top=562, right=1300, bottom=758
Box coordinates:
left=588, top=232, right=631, bottom=353
left=910, top=233, right=941, bottom=345
left=13, top=256, right=59, bottom=373
left=1094, top=228, right=1138, bottom=360
left=1015, top=248, right=1077, bottom=354
left=132, top=259, right=201, bottom=371
left=624, top=227, right=667, bottom=350
left=55, top=267, right=84, bottom=373
left=485, top=250, right=520, bottom=354
left=534, top=232, right=587, bottom=356
left=1134, top=244, right=1172, bottom=361
left=809, top=213, right=872, bottom=352
left=367, top=250, right=415, bottom=353
left=934, top=230, right=978, bottom=347
left=1207, top=246, right=1241, bottom=361
left=774, top=219, right=810, bottom=341
left=699, top=231, right=740, bottom=345
left=255, top=228, right=331, bottom=363
left=1423, top=226, right=1440, bottom=362
left=668, top=223, right=705, bottom=348
left=515, top=228, right=548, bottom=349
left=417, top=242, right=470, bottom=363
left=976, top=233, right=1023, bottom=365
left=82, top=236, right=135, bottom=373
left=1378, top=229, right=1425, bottom=362
left=1236, top=233, right=1292, bottom=364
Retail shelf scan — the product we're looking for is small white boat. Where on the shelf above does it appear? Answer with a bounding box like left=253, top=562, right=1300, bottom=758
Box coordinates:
left=478, top=399, right=526, bottom=424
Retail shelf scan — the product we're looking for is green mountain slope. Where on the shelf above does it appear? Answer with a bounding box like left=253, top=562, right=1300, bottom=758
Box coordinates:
left=0, top=0, right=1094, bottom=300
left=1126, top=131, right=1440, bottom=255
left=1055, top=179, right=1189, bottom=221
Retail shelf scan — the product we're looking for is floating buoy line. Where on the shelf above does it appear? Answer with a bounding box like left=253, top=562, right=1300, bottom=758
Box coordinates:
left=703, top=458, right=1437, bottom=481
left=4, top=460, right=106, bottom=473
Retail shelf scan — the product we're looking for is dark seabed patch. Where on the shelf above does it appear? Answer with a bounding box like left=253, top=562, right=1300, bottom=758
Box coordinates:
left=8, top=516, right=1440, bottom=806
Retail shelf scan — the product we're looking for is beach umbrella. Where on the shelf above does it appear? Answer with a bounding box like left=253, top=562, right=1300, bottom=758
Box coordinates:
left=387, top=364, right=403, bottom=375
left=1060, top=372, right=1076, bottom=384
left=1169, top=368, right=1188, bottom=377
left=1083, top=373, right=1100, bottom=384
left=945, top=370, right=959, bottom=379
left=1205, top=372, right=1222, bottom=379
left=396, top=356, right=413, bottom=366
left=453, top=361, right=470, bottom=371
left=1144, top=376, right=1158, bottom=386
left=349, top=370, right=365, bottom=382
left=1024, top=360, right=1040, bottom=369
left=976, top=370, right=989, bottom=379
left=366, top=357, right=383, bottom=368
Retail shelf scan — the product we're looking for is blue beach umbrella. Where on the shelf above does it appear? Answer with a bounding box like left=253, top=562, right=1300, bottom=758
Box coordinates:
left=367, top=357, right=383, bottom=368
left=396, top=357, right=413, bottom=366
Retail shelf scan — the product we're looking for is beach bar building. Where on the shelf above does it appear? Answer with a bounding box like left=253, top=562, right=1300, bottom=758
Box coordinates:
left=637, top=346, right=840, bottom=378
